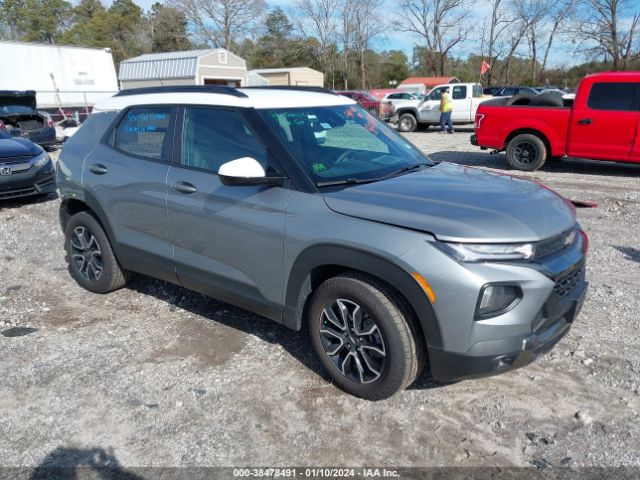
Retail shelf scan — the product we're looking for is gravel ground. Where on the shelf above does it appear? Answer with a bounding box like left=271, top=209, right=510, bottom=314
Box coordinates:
left=1, top=131, right=639, bottom=476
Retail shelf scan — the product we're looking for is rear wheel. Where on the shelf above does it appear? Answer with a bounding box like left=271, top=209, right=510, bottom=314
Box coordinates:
left=64, top=211, right=128, bottom=293
left=308, top=273, right=421, bottom=400
left=506, top=133, right=547, bottom=171
left=397, top=113, right=417, bottom=132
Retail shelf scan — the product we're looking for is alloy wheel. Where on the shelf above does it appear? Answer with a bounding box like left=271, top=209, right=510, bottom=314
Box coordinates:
left=70, top=226, right=103, bottom=281
left=514, top=141, right=537, bottom=166
left=319, top=299, right=386, bottom=384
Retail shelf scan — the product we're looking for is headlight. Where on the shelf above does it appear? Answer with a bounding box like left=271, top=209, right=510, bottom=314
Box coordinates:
left=436, top=241, right=535, bottom=262
left=32, top=152, right=50, bottom=168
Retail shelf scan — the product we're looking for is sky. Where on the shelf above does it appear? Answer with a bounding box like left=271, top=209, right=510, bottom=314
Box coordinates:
left=94, top=0, right=594, bottom=70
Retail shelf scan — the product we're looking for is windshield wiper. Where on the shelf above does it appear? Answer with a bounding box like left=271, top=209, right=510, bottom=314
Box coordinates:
left=316, top=163, right=432, bottom=188
left=316, top=177, right=378, bottom=187
left=387, top=162, right=431, bottom=177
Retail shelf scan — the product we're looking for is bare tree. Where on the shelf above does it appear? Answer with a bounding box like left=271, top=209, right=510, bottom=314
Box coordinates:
left=295, top=0, right=341, bottom=84
left=512, top=0, right=573, bottom=84
left=394, top=0, right=474, bottom=76
left=352, top=0, right=385, bottom=88
left=338, top=0, right=356, bottom=89
left=501, top=18, right=528, bottom=83
left=573, top=0, right=640, bottom=70
left=480, top=0, right=516, bottom=85
left=168, top=0, right=266, bottom=49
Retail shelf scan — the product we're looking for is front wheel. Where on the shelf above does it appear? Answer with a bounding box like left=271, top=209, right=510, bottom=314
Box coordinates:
left=506, top=134, right=547, bottom=171
left=308, top=273, right=422, bottom=400
left=397, top=113, right=417, bottom=132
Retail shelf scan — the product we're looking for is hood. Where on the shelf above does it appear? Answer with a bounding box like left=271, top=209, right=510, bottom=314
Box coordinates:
left=0, top=136, right=42, bottom=158
left=0, top=90, right=37, bottom=111
left=322, top=162, right=575, bottom=243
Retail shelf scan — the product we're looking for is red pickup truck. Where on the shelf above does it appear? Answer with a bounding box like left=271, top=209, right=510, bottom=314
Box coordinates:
left=471, top=72, right=640, bottom=171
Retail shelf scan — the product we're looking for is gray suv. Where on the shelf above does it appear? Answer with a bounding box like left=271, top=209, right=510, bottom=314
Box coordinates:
left=56, top=86, right=588, bottom=399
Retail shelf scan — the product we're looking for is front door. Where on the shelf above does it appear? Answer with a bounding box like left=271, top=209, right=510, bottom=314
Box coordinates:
left=449, top=84, right=470, bottom=123
left=166, top=106, right=289, bottom=321
left=568, top=81, right=639, bottom=161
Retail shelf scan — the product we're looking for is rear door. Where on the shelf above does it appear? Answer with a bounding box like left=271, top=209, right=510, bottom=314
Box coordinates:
left=165, top=105, right=289, bottom=321
left=84, top=105, right=177, bottom=282
left=568, top=81, right=639, bottom=161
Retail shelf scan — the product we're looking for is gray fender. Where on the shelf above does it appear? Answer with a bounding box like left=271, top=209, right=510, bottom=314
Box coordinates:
left=283, top=244, right=443, bottom=349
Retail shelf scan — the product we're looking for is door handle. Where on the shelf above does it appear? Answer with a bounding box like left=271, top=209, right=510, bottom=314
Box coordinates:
left=89, top=164, right=108, bottom=175
left=172, top=181, right=198, bottom=194
left=578, top=118, right=592, bottom=125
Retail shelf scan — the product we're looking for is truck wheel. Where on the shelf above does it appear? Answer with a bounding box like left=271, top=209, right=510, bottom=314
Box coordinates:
left=397, top=113, right=417, bottom=132
left=64, top=211, right=129, bottom=293
left=506, top=134, right=547, bottom=171
left=308, top=272, right=421, bottom=400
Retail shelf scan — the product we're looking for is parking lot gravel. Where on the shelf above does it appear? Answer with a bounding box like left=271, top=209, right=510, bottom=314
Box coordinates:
left=1, top=129, right=639, bottom=475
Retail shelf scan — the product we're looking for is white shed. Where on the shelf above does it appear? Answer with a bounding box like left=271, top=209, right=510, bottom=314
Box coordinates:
left=119, top=49, right=248, bottom=89
left=249, top=67, right=324, bottom=87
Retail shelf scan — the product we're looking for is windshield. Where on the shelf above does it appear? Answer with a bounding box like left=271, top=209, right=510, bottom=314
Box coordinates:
left=0, top=105, right=34, bottom=115
left=258, top=105, right=433, bottom=186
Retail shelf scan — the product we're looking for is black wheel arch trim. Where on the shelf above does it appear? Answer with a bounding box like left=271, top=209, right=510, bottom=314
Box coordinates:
left=283, top=244, right=443, bottom=349
left=60, top=193, right=118, bottom=257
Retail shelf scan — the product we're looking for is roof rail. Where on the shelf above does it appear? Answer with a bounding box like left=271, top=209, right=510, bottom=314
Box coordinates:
left=241, top=86, right=337, bottom=95
left=114, top=85, right=248, bottom=98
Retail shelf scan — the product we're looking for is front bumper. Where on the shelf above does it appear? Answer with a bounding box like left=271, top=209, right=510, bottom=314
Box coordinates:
left=0, top=159, right=56, bottom=200
left=428, top=266, right=587, bottom=383
left=389, top=114, right=398, bottom=124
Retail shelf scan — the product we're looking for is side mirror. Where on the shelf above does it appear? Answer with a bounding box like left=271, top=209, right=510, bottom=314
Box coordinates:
left=218, top=157, right=284, bottom=187
left=10, top=128, right=22, bottom=138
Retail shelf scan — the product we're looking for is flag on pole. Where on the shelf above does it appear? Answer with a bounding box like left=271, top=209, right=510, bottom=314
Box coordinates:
left=480, top=60, right=491, bottom=75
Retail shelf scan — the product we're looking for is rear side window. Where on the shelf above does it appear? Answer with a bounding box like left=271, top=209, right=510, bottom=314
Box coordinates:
left=452, top=85, right=467, bottom=100
left=587, top=83, right=637, bottom=111
left=114, top=107, right=172, bottom=160
left=181, top=107, right=267, bottom=173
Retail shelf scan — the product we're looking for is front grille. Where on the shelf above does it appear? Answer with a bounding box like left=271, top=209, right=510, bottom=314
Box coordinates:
left=554, top=266, right=584, bottom=298
left=0, top=186, right=37, bottom=199
left=536, top=228, right=576, bottom=259
left=0, top=156, right=34, bottom=166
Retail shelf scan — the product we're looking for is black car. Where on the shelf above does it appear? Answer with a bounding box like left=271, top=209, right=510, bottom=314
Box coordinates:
left=0, top=127, right=55, bottom=200
left=0, top=91, right=57, bottom=148
left=483, top=86, right=502, bottom=96
left=492, top=86, right=539, bottom=97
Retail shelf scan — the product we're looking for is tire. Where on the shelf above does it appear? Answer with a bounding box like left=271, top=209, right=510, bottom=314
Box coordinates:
left=506, top=133, right=547, bottom=171
left=308, top=272, right=421, bottom=400
left=506, top=93, right=535, bottom=106
left=397, top=113, right=417, bottom=132
left=530, top=92, right=564, bottom=108
left=64, top=211, right=128, bottom=293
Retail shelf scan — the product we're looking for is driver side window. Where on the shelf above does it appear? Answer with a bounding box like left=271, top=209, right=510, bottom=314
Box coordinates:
left=180, top=107, right=267, bottom=173
left=428, top=88, right=443, bottom=101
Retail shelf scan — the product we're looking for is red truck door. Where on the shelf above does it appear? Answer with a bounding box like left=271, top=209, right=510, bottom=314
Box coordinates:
left=568, top=81, right=639, bottom=161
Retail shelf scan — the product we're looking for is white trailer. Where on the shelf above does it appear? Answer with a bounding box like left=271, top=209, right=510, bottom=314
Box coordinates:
left=0, top=41, right=118, bottom=111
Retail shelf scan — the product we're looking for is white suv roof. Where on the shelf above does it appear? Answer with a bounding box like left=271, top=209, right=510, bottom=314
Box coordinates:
left=94, top=87, right=355, bottom=112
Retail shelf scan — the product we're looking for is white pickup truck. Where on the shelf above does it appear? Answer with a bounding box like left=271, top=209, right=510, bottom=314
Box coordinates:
left=390, top=83, right=489, bottom=132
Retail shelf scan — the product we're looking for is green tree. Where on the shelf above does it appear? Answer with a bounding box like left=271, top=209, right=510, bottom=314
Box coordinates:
left=149, top=2, right=191, bottom=52
left=265, top=6, right=293, bottom=38
left=17, top=0, right=72, bottom=43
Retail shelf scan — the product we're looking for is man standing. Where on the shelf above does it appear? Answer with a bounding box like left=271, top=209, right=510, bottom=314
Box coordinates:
left=439, top=87, right=453, bottom=134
